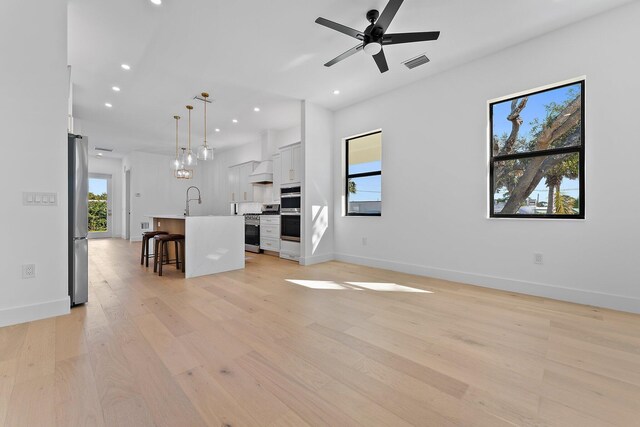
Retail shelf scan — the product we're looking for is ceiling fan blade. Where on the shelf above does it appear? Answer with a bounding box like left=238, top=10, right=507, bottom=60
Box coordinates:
left=375, top=0, right=404, bottom=32
left=382, top=31, right=440, bottom=45
left=324, top=44, right=364, bottom=67
left=315, top=17, right=364, bottom=40
left=373, top=49, right=389, bottom=73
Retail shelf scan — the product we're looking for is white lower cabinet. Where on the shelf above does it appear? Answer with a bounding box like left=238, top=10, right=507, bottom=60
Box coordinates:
left=260, top=238, right=280, bottom=252
left=280, top=240, right=300, bottom=261
left=260, top=215, right=280, bottom=252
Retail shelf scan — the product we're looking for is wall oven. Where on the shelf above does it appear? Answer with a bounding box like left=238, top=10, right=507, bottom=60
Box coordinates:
left=280, top=212, right=300, bottom=242
left=280, top=185, right=301, bottom=214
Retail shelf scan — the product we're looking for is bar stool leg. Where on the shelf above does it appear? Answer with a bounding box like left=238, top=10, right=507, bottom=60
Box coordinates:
left=140, top=235, right=147, bottom=265
left=174, top=241, right=180, bottom=270
left=153, top=238, right=160, bottom=273
left=145, top=236, right=151, bottom=268
left=158, top=240, right=164, bottom=277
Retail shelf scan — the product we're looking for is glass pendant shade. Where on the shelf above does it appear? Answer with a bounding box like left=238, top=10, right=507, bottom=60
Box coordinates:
left=197, top=92, right=214, bottom=161
left=184, top=148, right=197, bottom=167
left=197, top=144, right=214, bottom=161
left=174, top=148, right=193, bottom=179
left=170, top=157, right=180, bottom=171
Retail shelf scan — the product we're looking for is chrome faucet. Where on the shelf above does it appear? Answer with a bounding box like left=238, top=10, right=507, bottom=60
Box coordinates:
left=185, top=186, right=202, bottom=217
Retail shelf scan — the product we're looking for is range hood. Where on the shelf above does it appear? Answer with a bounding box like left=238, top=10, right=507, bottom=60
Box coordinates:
left=249, top=160, right=273, bottom=184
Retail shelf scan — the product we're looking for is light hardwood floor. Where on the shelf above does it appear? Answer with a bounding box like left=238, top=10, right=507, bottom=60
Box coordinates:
left=1, top=238, right=640, bottom=426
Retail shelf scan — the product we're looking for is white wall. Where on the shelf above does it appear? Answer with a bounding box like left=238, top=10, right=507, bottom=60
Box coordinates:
left=88, top=156, right=123, bottom=238
left=124, top=151, right=208, bottom=241
left=0, top=0, right=70, bottom=326
left=302, top=102, right=334, bottom=264
left=332, top=2, right=640, bottom=313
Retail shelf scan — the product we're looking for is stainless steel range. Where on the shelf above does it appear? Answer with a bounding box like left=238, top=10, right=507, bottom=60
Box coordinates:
left=244, top=213, right=261, bottom=253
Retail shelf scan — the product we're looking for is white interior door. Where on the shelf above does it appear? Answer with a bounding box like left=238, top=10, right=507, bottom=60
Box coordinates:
left=88, top=173, right=113, bottom=238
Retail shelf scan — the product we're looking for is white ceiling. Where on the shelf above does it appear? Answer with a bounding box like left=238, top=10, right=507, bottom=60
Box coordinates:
left=68, top=0, right=634, bottom=157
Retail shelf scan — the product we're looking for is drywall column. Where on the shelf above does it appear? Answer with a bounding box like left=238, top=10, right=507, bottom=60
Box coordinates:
left=301, top=101, right=334, bottom=265
left=0, top=0, right=70, bottom=326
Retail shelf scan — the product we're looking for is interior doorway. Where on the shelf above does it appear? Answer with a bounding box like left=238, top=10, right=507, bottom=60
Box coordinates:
left=88, top=173, right=113, bottom=238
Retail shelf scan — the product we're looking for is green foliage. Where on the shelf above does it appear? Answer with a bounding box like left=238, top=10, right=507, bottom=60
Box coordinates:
left=554, top=187, right=577, bottom=215
left=348, top=179, right=357, bottom=194
left=88, top=192, right=107, bottom=232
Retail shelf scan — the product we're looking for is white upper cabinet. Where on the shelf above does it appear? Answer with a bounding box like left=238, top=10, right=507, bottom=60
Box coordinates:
left=228, top=161, right=259, bottom=202
left=228, top=166, right=240, bottom=202
left=280, top=142, right=301, bottom=185
left=272, top=153, right=282, bottom=201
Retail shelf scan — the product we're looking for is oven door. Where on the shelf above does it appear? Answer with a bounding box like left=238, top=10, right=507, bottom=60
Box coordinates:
left=280, top=213, right=300, bottom=242
left=280, top=195, right=301, bottom=213
left=245, top=222, right=260, bottom=246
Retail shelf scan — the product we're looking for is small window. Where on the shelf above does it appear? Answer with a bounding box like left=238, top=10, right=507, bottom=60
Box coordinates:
left=346, top=131, right=382, bottom=216
left=490, top=80, right=585, bottom=218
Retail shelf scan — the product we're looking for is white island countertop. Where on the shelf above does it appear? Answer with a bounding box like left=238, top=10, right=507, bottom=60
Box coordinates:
left=146, top=214, right=244, bottom=278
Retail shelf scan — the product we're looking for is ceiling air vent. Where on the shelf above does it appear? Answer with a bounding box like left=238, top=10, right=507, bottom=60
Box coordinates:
left=95, top=147, right=113, bottom=152
left=402, top=54, right=430, bottom=70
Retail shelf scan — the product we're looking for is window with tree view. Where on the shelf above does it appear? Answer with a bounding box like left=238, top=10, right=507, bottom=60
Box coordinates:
left=490, top=81, right=584, bottom=218
left=346, top=131, right=382, bottom=216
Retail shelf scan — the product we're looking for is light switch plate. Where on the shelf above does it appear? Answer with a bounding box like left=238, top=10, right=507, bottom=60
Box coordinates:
left=23, top=192, right=58, bottom=206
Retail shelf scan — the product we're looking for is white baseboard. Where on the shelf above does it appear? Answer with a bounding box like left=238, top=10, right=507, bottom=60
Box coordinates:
left=300, top=252, right=335, bottom=266
left=0, top=296, right=70, bottom=328
left=334, top=252, right=640, bottom=314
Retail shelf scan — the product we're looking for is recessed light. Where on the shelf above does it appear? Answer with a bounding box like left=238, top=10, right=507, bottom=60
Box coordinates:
left=215, top=128, right=220, bottom=132
left=97, top=153, right=103, bottom=157
left=121, top=64, right=131, bottom=70
left=150, top=0, right=162, bottom=5
left=254, top=107, right=260, bottom=112
left=112, top=86, right=120, bottom=92
left=232, top=119, right=238, bottom=123
left=105, top=103, right=113, bottom=108
left=333, top=89, right=340, bottom=95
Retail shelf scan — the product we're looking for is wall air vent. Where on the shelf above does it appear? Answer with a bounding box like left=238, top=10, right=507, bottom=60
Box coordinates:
left=402, top=54, right=430, bottom=70
left=95, top=147, right=113, bottom=152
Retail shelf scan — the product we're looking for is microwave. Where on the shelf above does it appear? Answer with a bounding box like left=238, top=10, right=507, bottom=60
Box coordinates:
left=280, top=185, right=301, bottom=213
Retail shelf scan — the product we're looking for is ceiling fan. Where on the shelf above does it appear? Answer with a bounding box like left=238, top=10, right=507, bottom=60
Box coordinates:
left=315, top=0, right=440, bottom=73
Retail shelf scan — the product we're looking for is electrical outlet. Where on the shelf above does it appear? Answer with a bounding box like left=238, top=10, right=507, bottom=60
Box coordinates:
left=362, top=237, right=368, bottom=246
left=22, top=264, right=36, bottom=279
left=534, top=253, right=543, bottom=265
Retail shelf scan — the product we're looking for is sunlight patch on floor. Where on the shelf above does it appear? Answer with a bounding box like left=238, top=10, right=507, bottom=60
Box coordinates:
left=285, top=279, right=432, bottom=293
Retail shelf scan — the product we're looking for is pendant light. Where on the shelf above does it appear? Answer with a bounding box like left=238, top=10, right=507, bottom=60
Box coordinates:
left=176, top=149, right=193, bottom=179
left=182, top=104, right=197, bottom=167
left=197, top=92, right=214, bottom=161
left=171, top=115, right=181, bottom=174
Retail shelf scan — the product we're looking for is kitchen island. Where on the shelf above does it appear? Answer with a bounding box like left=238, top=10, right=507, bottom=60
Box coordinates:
left=147, top=215, right=245, bottom=278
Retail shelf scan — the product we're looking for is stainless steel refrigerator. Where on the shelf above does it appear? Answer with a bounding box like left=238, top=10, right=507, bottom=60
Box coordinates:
left=68, top=133, right=89, bottom=306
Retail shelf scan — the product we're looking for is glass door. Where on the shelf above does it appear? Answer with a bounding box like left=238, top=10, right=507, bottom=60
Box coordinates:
left=88, top=174, right=112, bottom=238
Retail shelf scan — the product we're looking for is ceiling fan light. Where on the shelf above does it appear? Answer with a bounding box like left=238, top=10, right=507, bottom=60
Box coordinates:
left=364, top=42, right=382, bottom=56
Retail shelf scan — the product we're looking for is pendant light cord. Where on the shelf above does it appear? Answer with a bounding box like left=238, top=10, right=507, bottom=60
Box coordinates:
left=174, top=115, right=180, bottom=159
left=186, top=105, right=193, bottom=151
left=203, top=95, right=207, bottom=147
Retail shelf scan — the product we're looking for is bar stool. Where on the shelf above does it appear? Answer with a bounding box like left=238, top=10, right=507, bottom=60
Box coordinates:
left=140, top=231, right=169, bottom=267
left=153, top=234, right=185, bottom=277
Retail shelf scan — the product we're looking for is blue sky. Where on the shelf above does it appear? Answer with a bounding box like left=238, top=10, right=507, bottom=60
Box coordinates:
left=492, top=83, right=580, bottom=143
left=89, top=178, right=107, bottom=195
left=492, top=83, right=581, bottom=201
left=349, top=161, right=382, bottom=202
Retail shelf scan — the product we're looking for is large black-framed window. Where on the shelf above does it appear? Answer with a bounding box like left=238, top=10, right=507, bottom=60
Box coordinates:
left=489, top=80, right=585, bottom=219
left=345, top=131, right=382, bottom=216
